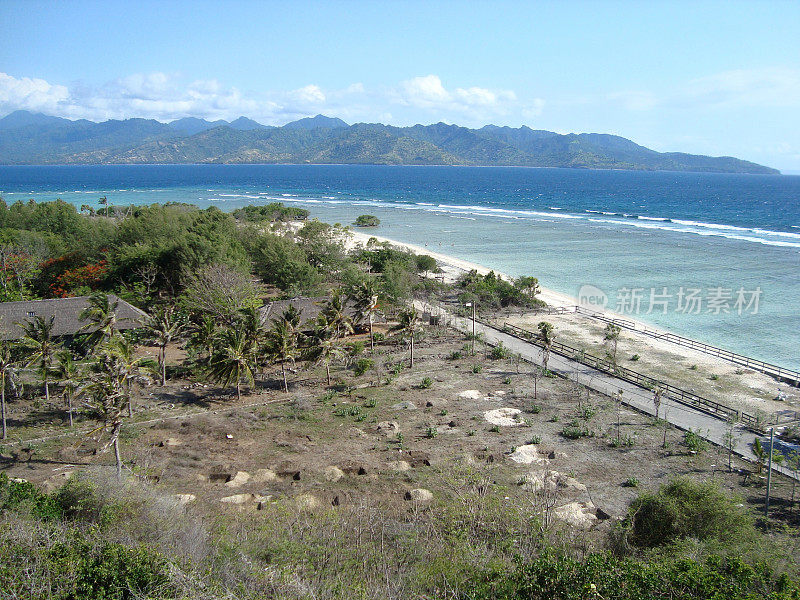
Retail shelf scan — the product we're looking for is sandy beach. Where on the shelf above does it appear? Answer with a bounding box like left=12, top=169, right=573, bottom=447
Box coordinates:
left=347, top=228, right=800, bottom=419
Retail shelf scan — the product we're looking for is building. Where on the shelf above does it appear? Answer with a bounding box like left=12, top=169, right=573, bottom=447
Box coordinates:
left=0, top=295, right=147, bottom=341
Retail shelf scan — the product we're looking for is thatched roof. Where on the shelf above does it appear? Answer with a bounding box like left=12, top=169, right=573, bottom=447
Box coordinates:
left=260, top=296, right=384, bottom=327
left=0, top=295, right=148, bottom=341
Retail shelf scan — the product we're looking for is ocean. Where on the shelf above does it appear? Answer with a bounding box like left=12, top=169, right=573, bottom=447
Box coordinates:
left=1, top=164, right=798, bottom=370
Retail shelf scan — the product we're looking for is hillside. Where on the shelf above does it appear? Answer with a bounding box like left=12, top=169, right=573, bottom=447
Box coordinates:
left=0, top=110, right=779, bottom=174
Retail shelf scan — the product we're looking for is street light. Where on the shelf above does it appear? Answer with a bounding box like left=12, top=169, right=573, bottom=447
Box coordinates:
left=465, top=302, right=476, bottom=355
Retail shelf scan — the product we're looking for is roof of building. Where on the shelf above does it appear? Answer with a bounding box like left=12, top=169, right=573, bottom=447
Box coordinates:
left=260, top=296, right=383, bottom=327
left=0, top=295, right=148, bottom=341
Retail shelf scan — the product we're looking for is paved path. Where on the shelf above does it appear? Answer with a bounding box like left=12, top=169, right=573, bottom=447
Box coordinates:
left=417, top=301, right=796, bottom=481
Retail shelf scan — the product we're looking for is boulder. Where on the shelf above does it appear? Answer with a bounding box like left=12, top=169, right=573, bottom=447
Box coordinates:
left=509, top=445, right=549, bottom=465
left=522, top=470, right=587, bottom=496
left=391, top=400, right=417, bottom=410
left=323, top=466, right=345, bottom=482
left=483, top=408, right=525, bottom=427
left=220, top=493, right=255, bottom=505
left=225, top=471, right=251, bottom=488
left=458, top=390, right=482, bottom=400
left=376, top=421, right=400, bottom=435
left=405, top=488, right=433, bottom=503
left=553, top=501, right=598, bottom=529
left=252, top=468, right=278, bottom=483
left=387, top=460, right=411, bottom=472
left=172, top=494, right=196, bottom=506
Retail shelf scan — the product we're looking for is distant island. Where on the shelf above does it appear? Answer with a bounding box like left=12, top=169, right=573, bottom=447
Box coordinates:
left=0, top=110, right=779, bottom=174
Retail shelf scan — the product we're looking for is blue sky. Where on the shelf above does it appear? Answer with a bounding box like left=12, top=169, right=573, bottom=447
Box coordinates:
left=1, top=0, right=799, bottom=170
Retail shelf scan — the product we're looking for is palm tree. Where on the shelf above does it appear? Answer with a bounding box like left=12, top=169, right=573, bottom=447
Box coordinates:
left=79, top=341, right=135, bottom=477
left=143, top=306, right=185, bottom=386
left=55, top=350, right=80, bottom=427
left=307, top=315, right=346, bottom=386
left=320, top=290, right=353, bottom=340
left=390, top=307, right=419, bottom=367
left=537, top=321, right=554, bottom=373
left=187, top=315, right=217, bottom=360
left=18, top=315, right=57, bottom=403
left=207, top=328, right=257, bottom=400
left=106, top=334, right=150, bottom=417
left=350, top=280, right=379, bottom=351
left=0, top=342, right=14, bottom=440
left=79, top=293, right=119, bottom=350
left=99, top=195, right=109, bottom=217
left=265, top=310, right=301, bottom=393
left=604, top=323, right=621, bottom=368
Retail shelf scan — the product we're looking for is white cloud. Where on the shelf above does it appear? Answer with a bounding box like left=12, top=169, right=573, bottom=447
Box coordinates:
left=0, top=71, right=545, bottom=127
left=683, top=67, right=800, bottom=108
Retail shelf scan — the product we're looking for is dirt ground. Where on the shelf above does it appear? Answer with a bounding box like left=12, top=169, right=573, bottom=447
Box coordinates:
left=3, top=324, right=800, bottom=538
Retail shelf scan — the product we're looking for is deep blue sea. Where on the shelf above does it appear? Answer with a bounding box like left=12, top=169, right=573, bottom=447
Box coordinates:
left=1, top=164, right=799, bottom=370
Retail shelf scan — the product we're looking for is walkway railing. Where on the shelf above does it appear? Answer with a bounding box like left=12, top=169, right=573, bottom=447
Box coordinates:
left=532, top=305, right=800, bottom=387
left=501, top=321, right=767, bottom=432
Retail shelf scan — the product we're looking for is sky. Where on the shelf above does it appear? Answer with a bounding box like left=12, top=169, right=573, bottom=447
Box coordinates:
left=1, top=0, right=799, bottom=170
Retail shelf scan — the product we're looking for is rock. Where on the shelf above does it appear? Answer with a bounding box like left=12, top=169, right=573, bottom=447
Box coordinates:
left=387, top=460, right=411, bottom=472
left=458, top=390, right=482, bottom=400
left=295, top=493, right=319, bottom=510
left=426, top=401, right=435, bottom=408
left=172, top=494, right=196, bottom=506
left=159, top=438, right=182, bottom=447
left=255, top=495, right=274, bottom=510
left=220, top=493, right=255, bottom=505
left=225, top=434, right=233, bottom=439
left=448, top=419, right=460, bottom=428
left=323, top=466, right=345, bottom=482
left=252, top=468, right=278, bottom=483
left=225, top=471, right=251, bottom=488
left=509, top=445, right=549, bottom=465
left=553, top=501, right=598, bottom=529
left=391, top=400, right=417, bottom=410
left=492, top=390, right=507, bottom=397
left=404, top=488, right=433, bottom=503
left=483, top=407, right=525, bottom=427
left=195, top=474, right=209, bottom=482
left=376, top=421, right=400, bottom=435
left=42, top=471, right=74, bottom=492
left=522, top=470, right=587, bottom=496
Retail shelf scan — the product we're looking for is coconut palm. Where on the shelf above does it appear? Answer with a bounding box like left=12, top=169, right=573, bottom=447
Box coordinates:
left=55, top=350, right=80, bottom=427
left=0, top=342, right=14, bottom=439
left=187, top=315, right=217, bottom=360
left=207, top=328, right=257, bottom=400
left=350, top=279, right=379, bottom=351
left=390, top=307, right=420, bottom=367
left=537, top=321, right=555, bottom=373
left=18, top=314, right=57, bottom=403
left=79, top=293, right=119, bottom=350
left=265, top=308, right=301, bottom=393
left=320, top=290, right=353, bottom=340
left=106, top=334, right=151, bottom=417
left=99, top=195, right=109, bottom=217
left=307, top=314, right=346, bottom=386
left=143, top=306, right=185, bottom=386
left=80, top=344, right=130, bottom=477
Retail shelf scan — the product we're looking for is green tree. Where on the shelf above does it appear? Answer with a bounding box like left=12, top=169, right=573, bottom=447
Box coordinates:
left=18, top=315, right=58, bottom=403
left=537, top=321, right=555, bottom=373
left=0, top=342, right=14, bottom=439
left=79, top=293, right=119, bottom=350
left=307, top=315, right=346, bottom=386
left=55, top=350, right=79, bottom=427
left=207, top=328, right=257, bottom=401
left=350, top=279, right=380, bottom=351
left=143, top=306, right=185, bottom=386
left=265, top=308, right=301, bottom=393
left=604, top=323, right=621, bottom=367
left=391, top=307, right=420, bottom=368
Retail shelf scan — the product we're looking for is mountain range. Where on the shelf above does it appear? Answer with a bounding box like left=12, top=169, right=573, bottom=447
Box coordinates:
left=0, top=110, right=778, bottom=174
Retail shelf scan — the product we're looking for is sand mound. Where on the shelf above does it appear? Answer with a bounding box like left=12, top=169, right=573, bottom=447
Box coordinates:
left=484, top=408, right=524, bottom=427
left=509, top=445, right=549, bottom=465
left=225, top=471, right=251, bottom=488
left=323, top=466, right=345, bottom=482
left=459, top=390, right=483, bottom=400
left=405, top=488, right=433, bottom=502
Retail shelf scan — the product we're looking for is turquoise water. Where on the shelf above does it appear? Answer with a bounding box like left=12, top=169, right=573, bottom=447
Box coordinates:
left=1, top=164, right=798, bottom=370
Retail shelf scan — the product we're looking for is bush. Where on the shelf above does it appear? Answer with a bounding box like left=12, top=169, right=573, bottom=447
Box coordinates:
left=348, top=340, right=366, bottom=357
left=449, top=350, right=462, bottom=360
left=490, top=342, right=511, bottom=360
left=630, top=354, right=640, bottom=361
left=420, top=377, right=433, bottom=389
left=0, top=473, right=63, bottom=521
left=353, top=358, right=374, bottom=376
left=626, top=478, right=752, bottom=549
left=560, top=421, right=593, bottom=439
left=683, top=430, right=709, bottom=453
left=470, top=552, right=799, bottom=600
left=353, top=214, right=380, bottom=227
left=472, top=365, right=483, bottom=374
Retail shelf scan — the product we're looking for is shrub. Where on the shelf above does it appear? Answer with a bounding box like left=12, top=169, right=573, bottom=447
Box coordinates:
left=623, top=477, right=639, bottom=487
left=348, top=340, right=366, bottom=357
left=528, top=435, right=542, bottom=445
left=449, top=350, right=462, bottom=360
left=490, top=343, right=511, bottom=360
left=353, top=214, right=380, bottom=227
left=626, top=478, right=753, bottom=549
left=0, top=473, right=63, bottom=521
left=630, top=354, right=640, bottom=361
left=420, top=377, right=433, bottom=389
left=353, top=358, right=374, bottom=376
left=489, top=425, right=501, bottom=433
left=372, top=332, right=385, bottom=343
left=426, top=426, right=438, bottom=439
left=472, top=365, right=483, bottom=374
left=683, top=430, right=709, bottom=453
left=529, top=403, right=542, bottom=414
left=560, top=421, right=593, bottom=440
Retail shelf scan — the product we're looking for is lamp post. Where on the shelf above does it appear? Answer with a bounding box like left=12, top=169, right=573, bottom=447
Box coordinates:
left=466, top=302, right=476, bottom=355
